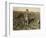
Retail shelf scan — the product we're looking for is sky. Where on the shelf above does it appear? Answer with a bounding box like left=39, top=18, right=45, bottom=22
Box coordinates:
left=13, top=7, right=40, bottom=12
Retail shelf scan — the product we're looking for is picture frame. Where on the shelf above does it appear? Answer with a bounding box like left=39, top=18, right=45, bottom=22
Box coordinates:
left=5, top=1, right=45, bottom=37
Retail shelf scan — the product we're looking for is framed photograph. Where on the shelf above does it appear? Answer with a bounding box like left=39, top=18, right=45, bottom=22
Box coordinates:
left=13, top=6, right=40, bottom=30
left=6, top=2, right=45, bottom=37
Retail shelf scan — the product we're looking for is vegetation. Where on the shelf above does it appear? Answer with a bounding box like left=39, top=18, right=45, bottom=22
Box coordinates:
left=13, top=11, right=40, bottom=30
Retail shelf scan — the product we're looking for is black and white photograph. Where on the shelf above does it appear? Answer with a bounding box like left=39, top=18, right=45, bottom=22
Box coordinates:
left=13, top=7, right=40, bottom=30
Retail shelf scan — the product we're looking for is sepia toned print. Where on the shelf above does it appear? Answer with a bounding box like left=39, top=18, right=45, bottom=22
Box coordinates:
left=13, top=7, right=40, bottom=30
